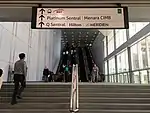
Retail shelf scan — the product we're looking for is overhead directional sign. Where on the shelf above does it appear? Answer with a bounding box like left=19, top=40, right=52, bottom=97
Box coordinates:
left=31, top=7, right=129, bottom=29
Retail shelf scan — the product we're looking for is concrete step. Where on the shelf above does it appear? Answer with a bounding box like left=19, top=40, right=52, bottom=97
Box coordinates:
left=1, top=103, right=150, bottom=110
left=2, top=97, right=150, bottom=103
left=0, top=92, right=70, bottom=97
left=1, top=109, right=150, bottom=113
left=79, top=89, right=150, bottom=93
left=0, top=88, right=70, bottom=92
left=2, top=88, right=150, bottom=93
left=0, top=97, right=70, bottom=103
left=1, top=92, right=150, bottom=98
left=0, top=103, right=69, bottom=109
left=2, top=84, right=71, bottom=88
left=2, top=83, right=150, bottom=89
left=79, top=93, right=150, bottom=98
left=79, top=85, right=150, bottom=89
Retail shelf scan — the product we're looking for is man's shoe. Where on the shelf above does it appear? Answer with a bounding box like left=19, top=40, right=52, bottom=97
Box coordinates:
left=17, top=95, right=22, bottom=99
left=11, top=100, right=17, bottom=105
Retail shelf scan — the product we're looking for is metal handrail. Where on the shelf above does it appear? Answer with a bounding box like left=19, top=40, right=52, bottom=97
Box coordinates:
left=70, top=64, right=79, bottom=113
left=107, top=68, right=150, bottom=76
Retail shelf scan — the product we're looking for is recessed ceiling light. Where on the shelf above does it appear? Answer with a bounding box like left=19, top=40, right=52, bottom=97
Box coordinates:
left=64, top=32, right=66, bottom=34
left=87, top=32, right=89, bottom=34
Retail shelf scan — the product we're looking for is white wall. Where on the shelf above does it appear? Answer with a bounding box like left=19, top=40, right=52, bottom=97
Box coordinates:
left=0, top=22, right=61, bottom=81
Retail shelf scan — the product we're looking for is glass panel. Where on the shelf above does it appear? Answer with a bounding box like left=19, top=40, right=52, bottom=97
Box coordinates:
left=108, top=30, right=114, bottom=55
left=115, top=29, right=127, bottom=48
left=129, top=22, right=149, bottom=38
left=133, top=71, right=140, bottom=84
left=112, top=75, right=115, bottom=83
left=104, top=62, right=108, bottom=75
left=117, top=50, right=129, bottom=73
left=148, top=70, right=150, bottom=83
left=104, top=38, right=107, bottom=58
left=146, top=36, right=150, bottom=67
left=105, top=75, right=108, bottom=82
left=140, top=70, right=148, bottom=84
left=109, top=75, right=112, bottom=82
left=123, top=73, right=129, bottom=83
left=118, top=74, right=123, bottom=83
left=131, top=44, right=139, bottom=70
left=114, top=74, right=117, bottom=83
left=139, top=39, right=148, bottom=69
left=108, top=57, right=115, bottom=74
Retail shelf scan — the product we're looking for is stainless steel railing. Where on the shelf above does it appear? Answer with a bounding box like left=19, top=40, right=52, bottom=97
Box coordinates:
left=70, top=64, right=79, bottom=113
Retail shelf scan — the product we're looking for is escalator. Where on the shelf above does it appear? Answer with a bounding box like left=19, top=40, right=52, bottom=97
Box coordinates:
left=57, top=48, right=69, bottom=73
left=78, top=47, right=88, bottom=82
left=84, top=46, right=94, bottom=76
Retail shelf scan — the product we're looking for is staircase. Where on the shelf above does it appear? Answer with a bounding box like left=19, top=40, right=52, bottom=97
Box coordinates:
left=79, top=83, right=150, bottom=113
left=1, top=83, right=150, bottom=113
left=0, top=83, right=70, bottom=113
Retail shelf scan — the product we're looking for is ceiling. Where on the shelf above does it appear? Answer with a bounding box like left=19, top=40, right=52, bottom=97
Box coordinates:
left=0, top=7, right=150, bottom=22
left=61, top=29, right=99, bottom=46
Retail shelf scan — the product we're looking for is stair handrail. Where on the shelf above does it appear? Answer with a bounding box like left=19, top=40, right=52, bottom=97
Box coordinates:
left=70, top=64, right=79, bottom=113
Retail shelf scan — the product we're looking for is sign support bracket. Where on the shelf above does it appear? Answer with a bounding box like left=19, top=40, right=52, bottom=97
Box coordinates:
left=116, top=3, right=122, bottom=7
left=38, top=4, right=42, bottom=8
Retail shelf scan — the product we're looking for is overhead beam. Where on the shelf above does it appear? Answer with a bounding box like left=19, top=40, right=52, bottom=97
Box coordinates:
left=0, top=0, right=150, bottom=4
left=0, top=1, right=150, bottom=7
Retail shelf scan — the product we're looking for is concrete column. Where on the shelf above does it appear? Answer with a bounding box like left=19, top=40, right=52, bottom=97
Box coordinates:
left=127, top=47, right=133, bottom=83
left=106, top=36, right=109, bottom=82
left=114, top=30, right=118, bottom=83
left=107, top=60, right=109, bottom=82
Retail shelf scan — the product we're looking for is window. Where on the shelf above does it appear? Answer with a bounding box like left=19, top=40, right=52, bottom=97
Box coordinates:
left=103, top=38, right=107, bottom=57
left=139, top=39, right=148, bottom=69
left=115, top=29, right=127, bottom=48
left=146, top=35, right=150, bottom=67
left=131, top=38, right=148, bottom=70
left=108, top=57, right=115, bottom=74
left=108, top=30, right=114, bottom=55
left=117, top=50, right=128, bottom=73
left=104, top=61, right=108, bottom=75
left=129, top=22, right=149, bottom=38
left=131, top=43, right=139, bottom=70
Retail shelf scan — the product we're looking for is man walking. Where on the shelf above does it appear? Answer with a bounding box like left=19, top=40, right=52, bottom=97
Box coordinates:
left=11, top=53, right=27, bottom=105
left=92, top=64, right=99, bottom=82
